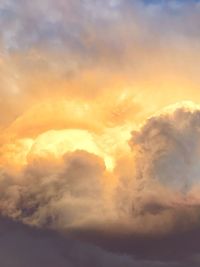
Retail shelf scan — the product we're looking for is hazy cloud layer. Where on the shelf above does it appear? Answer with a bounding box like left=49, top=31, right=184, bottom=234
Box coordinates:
left=0, top=216, right=136, bottom=267
left=1, top=0, right=200, bottom=128
left=1, top=215, right=196, bottom=267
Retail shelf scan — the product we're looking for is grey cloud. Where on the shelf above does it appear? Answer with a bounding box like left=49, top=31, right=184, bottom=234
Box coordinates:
left=0, top=150, right=106, bottom=228
left=114, top=103, right=200, bottom=233
left=2, top=0, right=200, bottom=129
left=1, top=0, right=200, bottom=58
left=0, top=215, right=181, bottom=267
left=130, top=104, right=200, bottom=192
left=0, top=216, right=135, bottom=267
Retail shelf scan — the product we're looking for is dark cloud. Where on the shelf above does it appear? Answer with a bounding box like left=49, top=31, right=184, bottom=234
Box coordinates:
left=0, top=216, right=136, bottom=267
left=0, top=215, right=184, bottom=267
left=70, top=224, right=200, bottom=267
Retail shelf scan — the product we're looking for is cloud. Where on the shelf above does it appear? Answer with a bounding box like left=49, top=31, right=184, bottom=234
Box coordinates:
left=0, top=150, right=107, bottom=228
left=0, top=215, right=136, bottom=267
left=3, top=101, right=200, bottom=235
left=115, top=102, right=200, bottom=233
left=1, top=1, right=200, bottom=265
left=2, top=0, right=200, bottom=130
left=0, top=215, right=185, bottom=267
left=130, top=102, right=200, bottom=192
left=2, top=102, right=200, bottom=266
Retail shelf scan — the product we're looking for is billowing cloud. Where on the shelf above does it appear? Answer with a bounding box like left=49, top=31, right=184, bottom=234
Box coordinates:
left=114, top=102, right=200, bottom=233
left=2, top=102, right=200, bottom=233
left=2, top=101, right=200, bottom=265
left=1, top=1, right=200, bottom=266
left=0, top=150, right=107, bottom=228
left=130, top=102, right=200, bottom=192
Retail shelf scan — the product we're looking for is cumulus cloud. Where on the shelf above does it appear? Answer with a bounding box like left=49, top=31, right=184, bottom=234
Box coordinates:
left=130, top=102, right=200, bottom=192
left=3, top=102, right=200, bottom=234
left=2, top=102, right=200, bottom=266
left=2, top=0, right=200, bottom=266
left=0, top=150, right=107, bottom=228
left=114, top=102, right=200, bottom=233
left=0, top=145, right=180, bottom=267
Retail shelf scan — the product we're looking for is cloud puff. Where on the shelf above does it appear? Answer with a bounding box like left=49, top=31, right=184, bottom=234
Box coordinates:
left=130, top=102, right=200, bottom=192
left=113, top=102, right=200, bottom=233
left=0, top=150, right=107, bottom=228
left=2, top=102, right=200, bottom=266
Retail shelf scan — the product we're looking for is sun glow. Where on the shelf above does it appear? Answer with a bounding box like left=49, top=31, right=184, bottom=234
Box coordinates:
left=2, top=129, right=118, bottom=172
left=1, top=95, right=136, bottom=173
left=29, top=129, right=115, bottom=171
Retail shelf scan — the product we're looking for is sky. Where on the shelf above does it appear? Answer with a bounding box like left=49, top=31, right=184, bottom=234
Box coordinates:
left=2, top=0, right=200, bottom=266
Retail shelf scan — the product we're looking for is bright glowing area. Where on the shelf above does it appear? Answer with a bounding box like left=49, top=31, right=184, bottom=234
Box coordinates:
left=23, top=129, right=115, bottom=171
